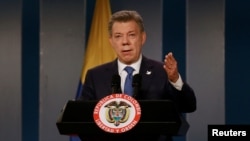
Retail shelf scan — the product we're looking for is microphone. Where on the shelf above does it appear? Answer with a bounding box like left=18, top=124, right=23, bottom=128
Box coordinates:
left=111, top=74, right=121, bottom=93
left=132, top=74, right=142, bottom=98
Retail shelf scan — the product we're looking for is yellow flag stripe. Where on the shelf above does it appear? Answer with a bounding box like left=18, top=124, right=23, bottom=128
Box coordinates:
left=81, top=0, right=116, bottom=83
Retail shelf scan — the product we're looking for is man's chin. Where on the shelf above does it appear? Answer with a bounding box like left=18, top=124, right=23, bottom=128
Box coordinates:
left=121, top=58, right=135, bottom=65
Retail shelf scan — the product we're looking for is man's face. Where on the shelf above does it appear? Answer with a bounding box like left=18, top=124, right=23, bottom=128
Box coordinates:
left=109, top=20, right=146, bottom=65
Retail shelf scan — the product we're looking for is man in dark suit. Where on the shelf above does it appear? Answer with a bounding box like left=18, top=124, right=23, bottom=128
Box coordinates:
left=80, top=10, right=196, bottom=141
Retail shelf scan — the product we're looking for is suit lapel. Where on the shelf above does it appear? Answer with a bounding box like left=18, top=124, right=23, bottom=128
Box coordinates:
left=139, top=56, right=154, bottom=94
left=103, top=59, right=119, bottom=94
left=104, top=59, right=119, bottom=74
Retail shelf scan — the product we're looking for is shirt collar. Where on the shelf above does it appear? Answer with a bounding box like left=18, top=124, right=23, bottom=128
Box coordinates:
left=118, top=54, right=142, bottom=75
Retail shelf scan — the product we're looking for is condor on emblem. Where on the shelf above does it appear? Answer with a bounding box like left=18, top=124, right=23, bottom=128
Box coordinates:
left=93, top=94, right=141, bottom=133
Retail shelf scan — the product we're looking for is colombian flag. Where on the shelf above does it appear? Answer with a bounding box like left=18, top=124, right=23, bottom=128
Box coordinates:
left=75, top=0, right=116, bottom=99
left=70, top=0, right=116, bottom=140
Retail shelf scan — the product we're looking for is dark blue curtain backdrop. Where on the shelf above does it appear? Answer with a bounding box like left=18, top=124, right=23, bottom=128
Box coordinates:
left=21, top=0, right=39, bottom=141
left=85, top=0, right=95, bottom=48
left=163, top=1, right=186, bottom=141
left=225, top=0, right=250, bottom=124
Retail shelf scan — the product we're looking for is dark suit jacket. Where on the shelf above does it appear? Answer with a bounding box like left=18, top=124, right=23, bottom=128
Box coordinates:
left=80, top=56, right=196, bottom=141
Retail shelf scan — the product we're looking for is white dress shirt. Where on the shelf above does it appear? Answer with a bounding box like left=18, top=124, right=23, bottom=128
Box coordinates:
left=117, top=54, right=183, bottom=93
left=118, top=55, right=142, bottom=93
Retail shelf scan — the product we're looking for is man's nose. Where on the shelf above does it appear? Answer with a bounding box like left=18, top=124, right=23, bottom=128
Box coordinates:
left=122, top=35, right=129, bottom=45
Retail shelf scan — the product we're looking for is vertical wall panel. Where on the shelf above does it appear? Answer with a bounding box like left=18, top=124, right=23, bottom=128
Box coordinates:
left=39, top=0, right=86, bottom=141
left=0, top=1, right=22, bottom=141
left=225, top=0, right=250, bottom=124
left=186, top=0, right=225, bottom=141
left=162, top=1, right=186, bottom=141
left=22, top=0, right=40, bottom=140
